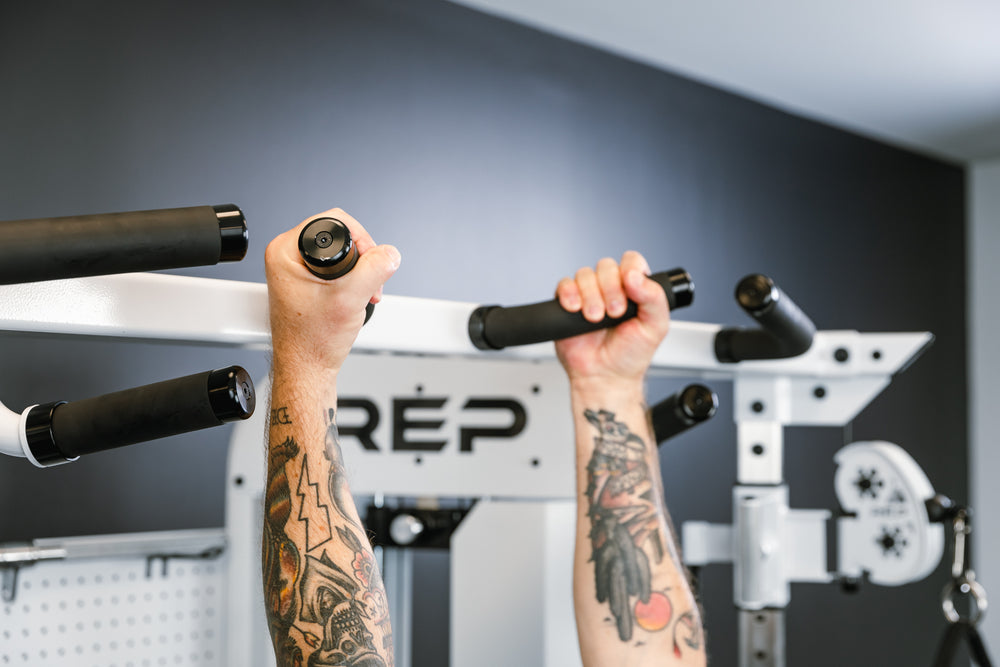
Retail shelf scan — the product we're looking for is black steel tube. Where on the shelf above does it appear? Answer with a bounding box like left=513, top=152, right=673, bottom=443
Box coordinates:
left=651, top=384, right=718, bottom=445
left=23, top=366, right=255, bottom=466
left=0, top=204, right=248, bottom=285
left=714, top=274, right=816, bottom=363
left=468, top=269, right=694, bottom=351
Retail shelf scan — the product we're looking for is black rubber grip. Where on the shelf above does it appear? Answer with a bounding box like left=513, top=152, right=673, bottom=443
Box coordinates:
left=23, top=366, right=255, bottom=465
left=650, top=384, right=718, bottom=445
left=0, top=204, right=248, bottom=285
left=714, top=274, right=816, bottom=363
left=468, top=269, right=693, bottom=350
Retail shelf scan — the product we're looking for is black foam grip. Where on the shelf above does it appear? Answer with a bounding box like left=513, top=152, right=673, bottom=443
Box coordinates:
left=0, top=204, right=248, bottom=285
left=714, top=274, right=816, bottom=363
left=650, top=384, right=718, bottom=445
left=469, top=269, right=693, bottom=350
left=33, top=366, right=255, bottom=460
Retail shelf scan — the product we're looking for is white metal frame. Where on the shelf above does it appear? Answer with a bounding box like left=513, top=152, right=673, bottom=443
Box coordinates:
left=0, top=272, right=941, bottom=667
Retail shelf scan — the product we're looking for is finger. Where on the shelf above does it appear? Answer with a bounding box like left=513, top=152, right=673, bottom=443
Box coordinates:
left=619, top=250, right=651, bottom=278
left=350, top=244, right=401, bottom=306
left=318, top=208, right=377, bottom=255
left=624, top=267, right=670, bottom=334
left=575, top=266, right=604, bottom=322
left=556, top=277, right=582, bottom=312
left=596, top=257, right=627, bottom=318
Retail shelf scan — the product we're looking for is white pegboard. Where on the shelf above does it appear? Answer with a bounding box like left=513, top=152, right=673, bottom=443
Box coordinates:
left=1, top=555, right=225, bottom=667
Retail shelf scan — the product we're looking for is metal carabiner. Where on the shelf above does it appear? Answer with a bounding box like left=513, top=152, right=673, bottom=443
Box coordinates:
left=942, top=573, right=989, bottom=625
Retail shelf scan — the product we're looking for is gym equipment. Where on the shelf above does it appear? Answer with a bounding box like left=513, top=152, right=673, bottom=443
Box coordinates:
left=0, top=204, right=247, bottom=284
left=3, top=366, right=256, bottom=467
left=298, top=215, right=376, bottom=322
left=468, top=268, right=693, bottom=350
left=0, top=205, right=256, bottom=467
left=930, top=500, right=993, bottom=666
left=651, top=383, right=719, bottom=445
left=0, top=261, right=957, bottom=667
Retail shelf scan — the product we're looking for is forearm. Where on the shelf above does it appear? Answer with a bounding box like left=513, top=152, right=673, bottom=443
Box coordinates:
left=263, top=362, right=394, bottom=667
left=570, top=378, right=704, bottom=667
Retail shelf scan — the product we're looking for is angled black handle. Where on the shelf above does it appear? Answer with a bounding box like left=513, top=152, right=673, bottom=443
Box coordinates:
left=0, top=204, right=247, bottom=285
left=23, top=366, right=255, bottom=466
left=714, top=274, right=815, bottom=363
left=651, top=384, right=718, bottom=445
left=298, top=216, right=374, bottom=323
left=468, top=269, right=694, bottom=351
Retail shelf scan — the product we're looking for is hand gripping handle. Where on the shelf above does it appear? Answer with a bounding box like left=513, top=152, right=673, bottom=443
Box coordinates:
left=0, top=204, right=248, bottom=285
left=22, top=366, right=255, bottom=466
left=298, top=216, right=375, bottom=323
left=468, top=269, right=694, bottom=351
left=714, top=274, right=816, bottom=362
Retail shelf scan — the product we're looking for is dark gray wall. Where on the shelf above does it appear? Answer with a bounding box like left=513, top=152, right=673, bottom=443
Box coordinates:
left=0, top=2, right=967, bottom=666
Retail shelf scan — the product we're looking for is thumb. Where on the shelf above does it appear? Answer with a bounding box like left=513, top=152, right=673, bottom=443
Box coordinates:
left=351, top=244, right=401, bottom=303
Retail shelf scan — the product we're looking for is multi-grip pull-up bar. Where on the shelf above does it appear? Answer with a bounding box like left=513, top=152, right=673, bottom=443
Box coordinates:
left=0, top=205, right=256, bottom=466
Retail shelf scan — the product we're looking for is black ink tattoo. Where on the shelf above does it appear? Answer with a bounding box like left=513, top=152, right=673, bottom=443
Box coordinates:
left=324, top=408, right=363, bottom=530
left=299, top=552, right=386, bottom=666
left=264, top=437, right=303, bottom=666
left=584, top=409, right=666, bottom=642
left=297, top=456, right=333, bottom=552
left=673, top=611, right=701, bottom=658
left=265, top=407, right=393, bottom=667
left=271, top=406, right=293, bottom=426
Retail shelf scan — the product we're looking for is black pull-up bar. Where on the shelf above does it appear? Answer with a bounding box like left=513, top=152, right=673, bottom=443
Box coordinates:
left=0, top=204, right=248, bottom=285
left=22, top=366, right=256, bottom=467
left=467, top=269, right=695, bottom=351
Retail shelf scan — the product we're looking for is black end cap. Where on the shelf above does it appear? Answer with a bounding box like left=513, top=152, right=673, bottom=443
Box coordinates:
left=207, top=366, right=256, bottom=422
left=213, top=204, right=249, bottom=262
left=678, top=384, right=718, bottom=422
left=665, top=269, right=695, bottom=310
left=299, top=217, right=359, bottom=279
left=24, top=401, right=71, bottom=466
left=468, top=306, right=501, bottom=350
left=736, top=274, right=777, bottom=314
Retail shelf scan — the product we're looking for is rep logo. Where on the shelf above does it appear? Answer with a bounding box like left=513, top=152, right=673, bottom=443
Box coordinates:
left=337, top=396, right=527, bottom=453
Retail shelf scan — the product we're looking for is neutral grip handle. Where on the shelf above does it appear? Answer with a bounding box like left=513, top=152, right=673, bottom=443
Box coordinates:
left=468, top=269, right=694, bottom=351
left=0, top=204, right=248, bottom=285
left=714, top=274, right=816, bottom=362
left=23, top=366, right=255, bottom=466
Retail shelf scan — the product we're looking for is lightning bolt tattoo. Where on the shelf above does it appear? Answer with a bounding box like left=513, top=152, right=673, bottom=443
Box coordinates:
left=296, top=455, right=333, bottom=552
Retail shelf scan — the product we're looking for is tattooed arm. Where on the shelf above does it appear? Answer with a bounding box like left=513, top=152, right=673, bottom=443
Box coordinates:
left=263, top=208, right=400, bottom=667
left=555, top=252, right=706, bottom=667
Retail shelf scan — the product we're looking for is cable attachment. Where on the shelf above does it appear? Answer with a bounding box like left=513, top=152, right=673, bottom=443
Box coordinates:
left=932, top=504, right=993, bottom=667
left=941, top=509, right=988, bottom=625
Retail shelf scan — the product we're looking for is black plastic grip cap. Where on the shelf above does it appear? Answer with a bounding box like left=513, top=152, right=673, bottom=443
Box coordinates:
left=650, top=384, right=718, bottom=445
left=714, top=274, right=816, bottom=363
left=23, top=366, right=256, bottom=462
left=207, top=366, right=257, bottom=422
left=468, top=268, right=693, bottom=351
left=299, top=217, right=359, bottom=279
left=297, top=217, right=374, bottom=323
left=24, top=401, right=71, bottom=467
left=213, top=204, right=249, bottom=262
left=0, top=205, right=249, bottom=285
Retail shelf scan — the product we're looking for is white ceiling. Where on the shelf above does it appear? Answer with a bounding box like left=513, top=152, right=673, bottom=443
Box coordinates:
left=450, top=0, right=1000, bottom=163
